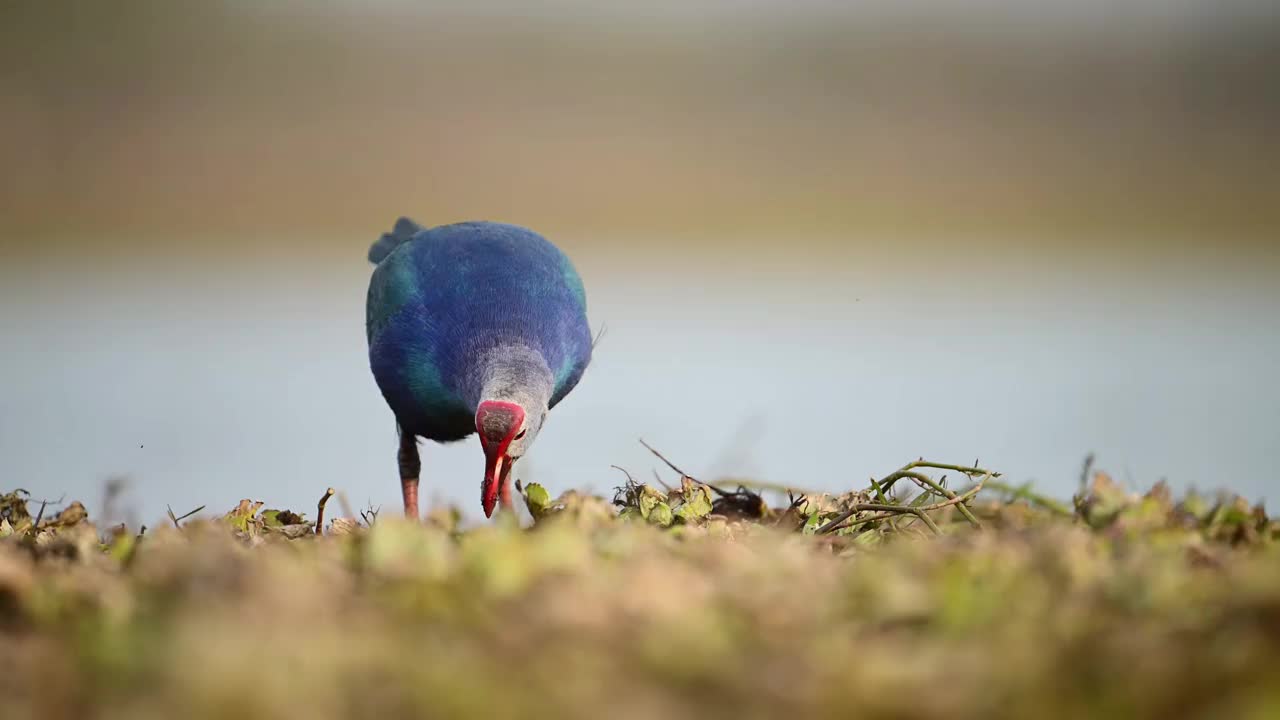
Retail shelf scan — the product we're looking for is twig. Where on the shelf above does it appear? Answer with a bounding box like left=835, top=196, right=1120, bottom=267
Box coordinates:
left=895, top=471, right=982, bottom=529
left=1079, top=453, right=1095, bottom=496
left=703, top=480, right=736, bottom=497
left=27, top=492, right=65, bottom=506
left=831, top=511, right=904, bottom=531
left=910, top=509, right=942, bottom=535
left=639, top=438, right=747, bottom=498
left=787, top=490, right=807, bottom=512
left=610, top=465, right=636, bottom=485
left=827, top=459, right=999, bottom=534
left=901, top=460, right=999, bottom=477
left=638, top=438, right=811, bottom=498
left=824, top=508, right=944, bottom=535
left=983, top=479, right=1074, bottom=517
left=639, top=438, right=693, bottom=479
left=868, top=476, right=890, bottom=505
left=818, top=471, right=990, bottom=534
left=31, top=499, right=49, bottom=530
left=315, top=488, right=335, bottom=536
left=22, top=492, right=67, bottom=536
left=165, top=504, right=205, bottom=530
left=635, top=444, right=997, bottom=536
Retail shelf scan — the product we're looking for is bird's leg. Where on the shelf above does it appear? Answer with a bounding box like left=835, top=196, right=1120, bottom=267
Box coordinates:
left=499, top=474, right=513, bottom=511
left=397, top=429, right=421, bottom=520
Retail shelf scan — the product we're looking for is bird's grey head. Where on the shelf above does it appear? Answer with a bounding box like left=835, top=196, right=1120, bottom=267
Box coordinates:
left=475, top=399, right=549, bottom=518
left=474, top=344, right=554, bottom=517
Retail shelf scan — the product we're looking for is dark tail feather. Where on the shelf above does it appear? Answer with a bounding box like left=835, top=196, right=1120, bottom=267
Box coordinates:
left=368, top=217, right=424, bottom=264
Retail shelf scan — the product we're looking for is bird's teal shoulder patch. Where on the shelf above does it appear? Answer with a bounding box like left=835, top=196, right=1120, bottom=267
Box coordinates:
left=555, top=354, right=577, bottom=390
left=366, top=247, right=421, bottom=342
left=560, top=253, right=587, bottom=314
left=404, top=347, right=465, bottom=417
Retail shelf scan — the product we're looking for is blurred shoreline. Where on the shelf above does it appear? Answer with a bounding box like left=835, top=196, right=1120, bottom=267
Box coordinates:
left=3, top=2, right=1278, bottom=243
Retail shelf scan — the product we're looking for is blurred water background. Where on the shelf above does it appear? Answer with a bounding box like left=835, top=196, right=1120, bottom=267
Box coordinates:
left=2, top=1, right=1278, bottom=524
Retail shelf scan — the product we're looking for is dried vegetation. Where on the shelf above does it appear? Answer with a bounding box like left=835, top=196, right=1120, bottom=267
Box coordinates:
left=2, top=451, right=1278, bottom=720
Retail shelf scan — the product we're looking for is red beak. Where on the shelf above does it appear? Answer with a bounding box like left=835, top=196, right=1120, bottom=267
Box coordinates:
left=476, top=400, right=525, bottom=518
left=481, top=449, right=507, bottom=518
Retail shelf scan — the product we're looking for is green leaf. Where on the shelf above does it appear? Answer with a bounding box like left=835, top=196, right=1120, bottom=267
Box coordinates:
left=852, top=529, right=883, bottom=546
left=0, top=489, right=31, bottom=527
left=260, top=509, right=305, bottom=528
left=523, top=483, right=553, bottom=520
left=647, top=502, right=674, bottom=527
left=223, top=499, right=264, bottom=533
left=909, top=490, right=937, bottom=508
left=801, top=513, right=823, bottom=536
left=1076, top=472, right=1133, bottom=529
left=673, top=483, right=714, bottom=523
left=1178, top=490, right=1211, bottom=522
left=107, top=532, right=137, bottom=563
left=639, top=492, right=660, bottom=520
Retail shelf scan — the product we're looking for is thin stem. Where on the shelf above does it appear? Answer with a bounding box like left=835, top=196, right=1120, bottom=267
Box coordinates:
left=818, top=472, right=989, bottom=534
left=639, top=438, right=784, bottom=500
left=903, top=460, right=1001, bottom=477
left=910, top=509, right=942, bottom=535
left=896, top=471, right=982, bottom=529
left=1079, top=453, right=1095, bottom=496
left=316, top=488, right=335, bottom=536
left=983, top=479, right=1074, bottom=517
left=868, top=475, right=891, bottom=505
left=165, top=504, right=203, bottom=530
left=639, top=438, right=693, bottom=479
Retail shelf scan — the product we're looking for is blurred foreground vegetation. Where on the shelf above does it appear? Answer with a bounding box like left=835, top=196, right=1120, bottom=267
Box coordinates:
left=2, top=460, right=1278, bottom=720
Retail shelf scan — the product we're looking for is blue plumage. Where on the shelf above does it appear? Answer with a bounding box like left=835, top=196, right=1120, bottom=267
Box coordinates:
left=365, top=219, right=592, bottom=512
left=367, top=216, right=424, bottom=264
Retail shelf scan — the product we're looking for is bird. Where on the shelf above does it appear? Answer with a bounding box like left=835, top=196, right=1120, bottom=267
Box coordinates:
left=365, top=217, right=593, bottom=519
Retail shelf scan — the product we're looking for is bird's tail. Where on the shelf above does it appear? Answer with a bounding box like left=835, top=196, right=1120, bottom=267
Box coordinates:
left=368, top=217, right=424, bottom=264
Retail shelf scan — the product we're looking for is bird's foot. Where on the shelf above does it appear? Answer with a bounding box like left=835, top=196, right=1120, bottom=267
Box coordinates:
left=401, top=477, right=420, bottom=520
left=499, top=475, right=513, bottom=511
left=398, top=429, right=422, bottom=520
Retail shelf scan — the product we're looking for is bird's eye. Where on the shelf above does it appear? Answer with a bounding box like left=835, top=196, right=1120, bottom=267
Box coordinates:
left=514, top=428, right=527, bottom=440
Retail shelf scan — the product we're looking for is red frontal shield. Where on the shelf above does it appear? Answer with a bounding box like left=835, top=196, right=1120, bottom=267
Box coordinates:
left=476, top=401, right=525, bottom=517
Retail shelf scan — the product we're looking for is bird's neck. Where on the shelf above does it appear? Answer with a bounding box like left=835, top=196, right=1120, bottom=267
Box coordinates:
left=467, top=342, right=554, bottom=413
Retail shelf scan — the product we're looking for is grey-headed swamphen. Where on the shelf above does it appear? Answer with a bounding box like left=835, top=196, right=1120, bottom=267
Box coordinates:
left=365, top=218, right=593, bottom=518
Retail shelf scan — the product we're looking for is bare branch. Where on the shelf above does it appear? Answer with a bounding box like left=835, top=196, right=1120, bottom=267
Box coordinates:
left=31, top=499, right=49, bottom=530
left=315, top=488, right=335, bottom=536
left=819, top=470, right=990, bottom=534
left=895, top=471, right=982, bottom=529
left=165, top=504, right=205, bottom=530
left=639, top=438, right=694, bottom=480
left=1079, top=453, right=1096, bottom=496
left=911, top=509, right=942, bottom=535
left=610, top=465, right=636, bottom=486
